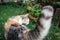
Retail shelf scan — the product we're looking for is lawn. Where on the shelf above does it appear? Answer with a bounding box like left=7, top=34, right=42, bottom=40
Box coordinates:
left=0, top=3, right=60, bottom=40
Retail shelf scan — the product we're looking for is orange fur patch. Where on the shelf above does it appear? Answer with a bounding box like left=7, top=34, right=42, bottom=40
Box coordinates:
left=5, top=19, right=20, bottom=32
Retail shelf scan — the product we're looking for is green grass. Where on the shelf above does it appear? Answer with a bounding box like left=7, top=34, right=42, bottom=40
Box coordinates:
left=0, top=3, right=60, bottom=40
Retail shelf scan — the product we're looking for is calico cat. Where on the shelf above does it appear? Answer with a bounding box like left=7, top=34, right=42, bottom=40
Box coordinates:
left=5, top=5, right=54, bottom=40
left=4, top=14, right=30, bottom=40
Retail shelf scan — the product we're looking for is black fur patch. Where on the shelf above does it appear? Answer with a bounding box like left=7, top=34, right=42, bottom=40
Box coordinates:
left=7, top=26, right=19, bottom=40
left=7, top=25, right=24, bottom=40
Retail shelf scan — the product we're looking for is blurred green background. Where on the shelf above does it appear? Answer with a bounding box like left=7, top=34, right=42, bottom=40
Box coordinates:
left=0, top=0, right=60, bottom=40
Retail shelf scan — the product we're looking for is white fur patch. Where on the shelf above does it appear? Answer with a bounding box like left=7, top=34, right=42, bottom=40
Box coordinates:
left=39, top=18, right=52, bottom=40
left=41, top=9, right=53, bottom=18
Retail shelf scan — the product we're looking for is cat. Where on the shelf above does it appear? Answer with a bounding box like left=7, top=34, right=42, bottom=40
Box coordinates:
left=4, top=14, right=30, bottom=40
left=5, top=5, right=54, bottom=40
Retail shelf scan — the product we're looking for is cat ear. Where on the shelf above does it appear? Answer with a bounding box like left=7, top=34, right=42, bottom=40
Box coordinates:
left=25, top=14, right=29, bottom=17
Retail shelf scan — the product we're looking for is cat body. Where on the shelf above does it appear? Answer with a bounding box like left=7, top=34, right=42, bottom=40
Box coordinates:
left=4, top=6, right=54, bottom=40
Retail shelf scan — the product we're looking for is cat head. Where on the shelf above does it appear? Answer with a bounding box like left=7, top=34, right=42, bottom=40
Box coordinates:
left=20, top=14, right=30, bottom=25
left=41, top=5, right=54, bottom=19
